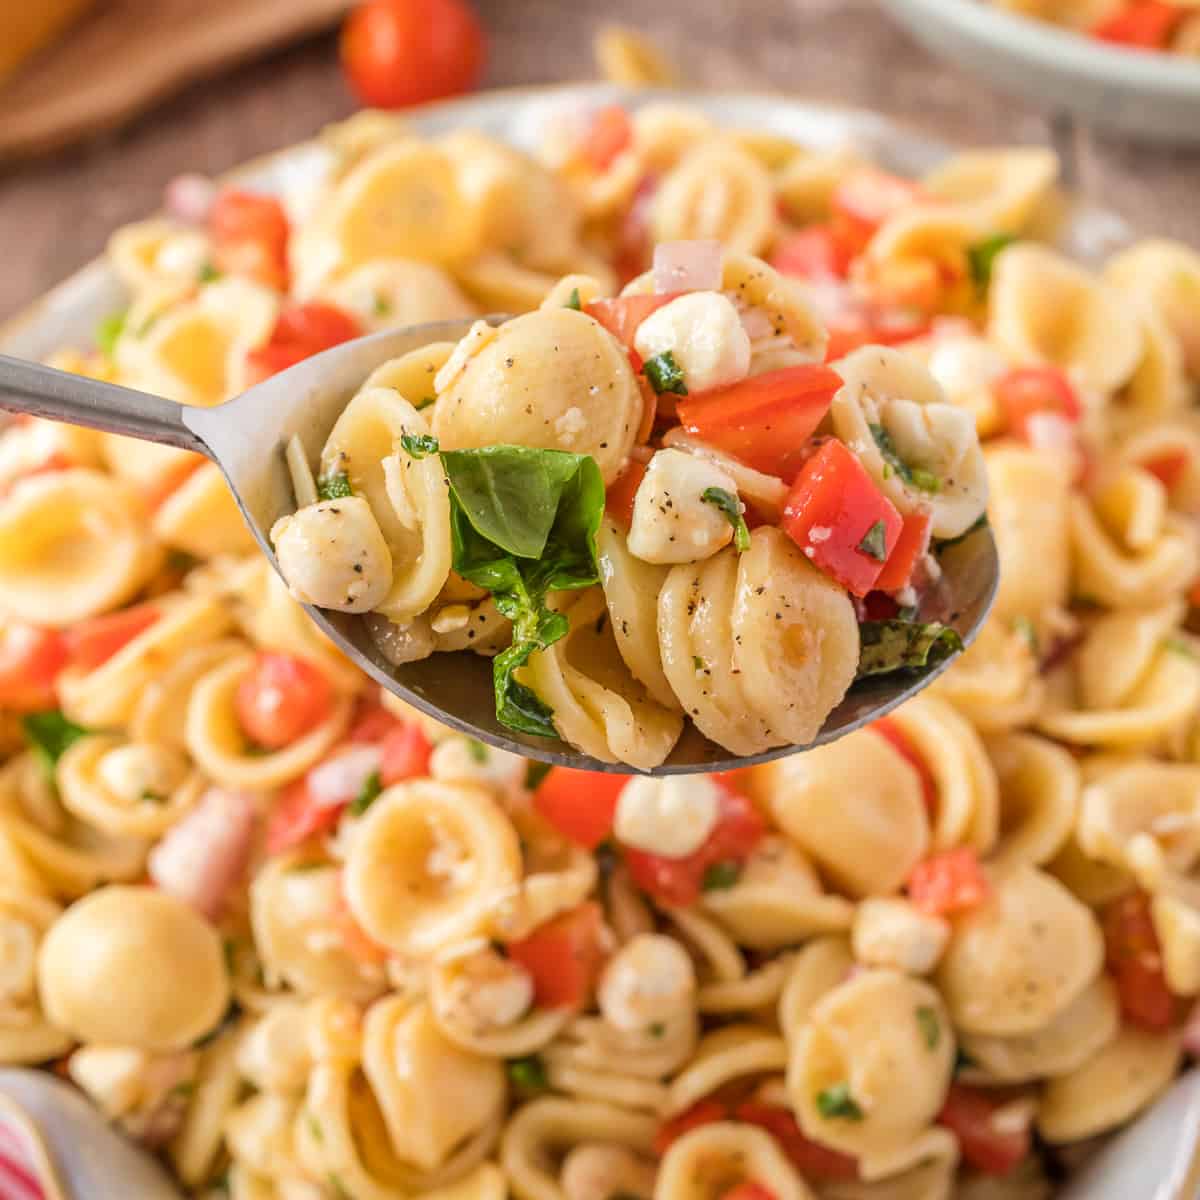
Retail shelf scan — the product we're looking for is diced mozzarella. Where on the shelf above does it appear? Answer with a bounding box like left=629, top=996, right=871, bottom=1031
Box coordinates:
left=442, top=947, right=535, bottom=1030
left=271, top=495, right=393, bottom=613
left=614, top=775, right=722, bottom=858
left=633, top=291, right=751, bottom=395
left=597, top=934, right=696, bottom=1031
left=851, top=896, right=950, bottom=975
left=429, top=736, right=526, bottom=797
left=626, top=448, right=739, bottom=565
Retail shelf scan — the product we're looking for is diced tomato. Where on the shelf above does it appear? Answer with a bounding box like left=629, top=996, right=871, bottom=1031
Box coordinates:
left=993, top=367, right=1081, bottom=441
left=0, top=624, right=66, bottom=711
left=506, top=901, right=607, bottom=1010
left=677, top=364, right=844, bottom=480
left=533, top=767, right=629, bottom=850
left=235, top=652, right=334, bottom=750
left=873, top=509, right=932, bottom=593
left=824, top=308, right=931, bottom=364
left=1091, top=1, right=1184, bottom=48
left=722, top=1184, right=777, bottom=1200
left=781, top=439, right=903, bottom=596
left=584, top=294, right=680, bottom=351
left=581, top=105, right=633, bottom=172
left=1141, top=449, right=1190, bottom=492
left=735, top=1103, right=859, bottom=1181
left=654, top=1099, right=728, bottom=1155
left=605, top=460, right=647, bottom=531
left=623, top=786, right=766, bottom=907
left=1103, top=890, right=1177, bottom=1032
left=614, top=174, right=659, bottom=286
left=938, top=1083, right=1031, bottom=1176
left=770, top=225, right=853, bottom=281
left=246, top=302, right=364, bottom=386
left=872, top=717, right=937, bottom=816
left=64, top=604, right=160, bottom=672
left=209, top=189, right=290, bottom=291
left=635, top=376, right=658, bottom=444
left=334, top=873, right=389, bottom=964
left=1190, top=577, right=1200, bottom=609
left=831, top=168, right=924, bottom=255
left=347, top=698, right=401, bottom=744
left=266, top=777, right=343, bottom=855
left=379, top=721, right=433, bottom=785
left=908, top=848, right=991, bottom=916
left=142, top=454, right=205, bottom=511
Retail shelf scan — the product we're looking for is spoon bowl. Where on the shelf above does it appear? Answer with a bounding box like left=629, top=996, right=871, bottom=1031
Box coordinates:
left=0, top=323, right=998, bottom=773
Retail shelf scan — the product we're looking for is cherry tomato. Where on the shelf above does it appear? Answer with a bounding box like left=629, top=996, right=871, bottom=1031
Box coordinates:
left=245, top=303, right=363, bottom=386
left=907, top=848, right=991, bottom=916
left=507, top=901, right=607, bottom=1010
left=824, top=308, right=931, bottom=364
left=581, top=105, right=634, bottom=172
left=623, top=786, right=766, bottom=908
left=379, top=721, right=433, bottom=785
left=1140, top=449, right=1190, bottom=492
left=265, top=777, right=342, bottom=855
left=605, top=459, right=648, bottom=532
left=831, top=168, right=925, bottom=255
left=770, top=225, right=854, bottom=281
left=734, top=1102, right=859, bottom=1181
left=993, top=366, right=1081, bottom=441
left=64, top=605, right=161, bottom=672
left=0, top=624, right=66, bottom=711
left=872, top=717, right=937, bottom=816
left=676, top=364, right=844, bottom=480
left=781, top=439, right=903, bottom=596
left=938, top=1083, right=1031, bottom=1176
left=340, top=0, right=486, bottom=109
left=1103, top=890, right=1178, bottom=1032
left=347, top=698, right=401, bottom=744
left=873, top=510, right=932, bottom=594
left=208, top=189, right=290, bottom=291
left=654, top=1099, right=728, bottom=1155
left=235, top=652, right=334, bottom=750
left=1091, top=1, right=1184, bottom=48
left=533, top=767, right=630, bottom=850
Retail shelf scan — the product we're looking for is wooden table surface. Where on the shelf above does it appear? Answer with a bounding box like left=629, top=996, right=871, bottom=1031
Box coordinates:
left=2, top=0, right=1198, bottom=323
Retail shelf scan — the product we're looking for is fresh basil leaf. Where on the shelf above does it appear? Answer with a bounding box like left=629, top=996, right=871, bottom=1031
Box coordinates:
left=857, top=519, right=888, bottom=562
left=22, top=712, right=90, bottom=775
left=317, top=471, right=353, bottom=501
left=916, top=1005, right=940, bottom=1050
left=868, top=423, right=941, bottom=493
left=909, top=467, right=942, bottom=494
left=816, top=1082, right=863, bottom=1121
left=565, top=287, right=582, bottom=311
left=466, top=738, right=489, bottom=763
left=506, top=1054, right=549, bottom=1093
left=95, top=310, right=127, bottom=358
left=701, top=861, right=741, bottom=891
left=373, top=293, right=392, bottom=317
left=701, top=487, right=751, bottom=552
left=401, top=432, right=439, bottom=459
left=198, top=262, right=222, bottom=284
left=967, top=233, right=1015, bottom=291
left=643, top=350, right=688, bottom=396
left=525, top=761, right=552, bottom=790
left=856, top=620, right=964, bottom=678
left=349, top=770, right=382, bottom=816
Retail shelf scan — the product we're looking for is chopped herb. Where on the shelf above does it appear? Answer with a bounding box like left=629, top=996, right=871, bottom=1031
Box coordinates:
left=198, top=262, right=222, bottom=283
left=416, top=396, right=436, bottom=411
left=1012, top=616, right=1039, bottom=655
left=317, top=471, right=353, bottom=501
left=868, top=423, right=940, bottom=493
left=916, top=1005, right=940, bottom=1050
left=136, top=313, right=161, bottom=338
left=954, top=1047, right=976, bottom=1075
left=1072, top=593, right=1103, bottom=609
left=934, top=513, right=988, bottom=551
left=306, top=1112, right=323, bottom=1142
left=1165, top=636, right=1197, bottom=660
left=816, top=1083, right=864, bottom=1121
left=525, top=761, right=552, bottom=790
left=401, top=432, right=439, bottom=459
left=167, top=548, right=199, bottom=573
left=857, top=519, right=888, bottom=562
left=349, top=770, right=382, bottom=816
left=693, top=655, right=706, bottom=672
left=95, top=310, right=127, bottom=358
left=643, top=350, right=688, bottom=396
left=896, top=604, right=919, bottom=622
left=222, top=937, right=237, bottom=973
left=967, top=233, right=1016, bottom=291
left=466, top=738, right=489, bottom=763
left=856, top=620, right=963, bottom=679
left=594, top=839, right=619, bottom=879
left=328, top=1174, right=351, bottom=1200
left=701, top=487, right=751, bottom=552
left=140, top=789, right=166, bottom=805
left=909, top=467, right=942, bottom=494
left=373, top=293, right=392, bottom=317
left=565, top=287, right=582, bottom=311
left=211, top=1172, right=231, bottom=1195
left=506, top=1054, right=549, bottom=1093
left=168, top=1080, right=195, bottom=1101
left=647, top=1021, right=666, bottom=1038
left=22, top=712, right=90, bottom=776
left=701, top=861, right=741, bottom=891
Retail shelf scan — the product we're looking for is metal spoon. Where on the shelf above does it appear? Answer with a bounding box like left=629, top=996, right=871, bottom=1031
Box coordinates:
left=0, top=319, right=998, bottom=774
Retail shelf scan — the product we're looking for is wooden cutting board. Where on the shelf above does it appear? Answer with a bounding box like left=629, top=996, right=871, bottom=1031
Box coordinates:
left=0, top=0, right=355, bottom=163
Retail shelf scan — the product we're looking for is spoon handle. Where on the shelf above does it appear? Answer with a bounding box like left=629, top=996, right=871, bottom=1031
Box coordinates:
left=0, top=355, right=210, bottom=456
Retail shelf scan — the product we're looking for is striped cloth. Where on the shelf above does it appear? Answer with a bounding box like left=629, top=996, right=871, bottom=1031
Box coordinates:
left=0, top=1118, right=44, bottom=1200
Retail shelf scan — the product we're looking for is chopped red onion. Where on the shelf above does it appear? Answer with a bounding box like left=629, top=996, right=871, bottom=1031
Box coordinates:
left=653, top=240, right=722, bottom=295
left=739, top=306, right=776, bottom=342
left=1182, top=996, right=1200, bottom=1058
left=306, top=744, right=382, bottom=811
left=164, top=174, right=216, bottom=225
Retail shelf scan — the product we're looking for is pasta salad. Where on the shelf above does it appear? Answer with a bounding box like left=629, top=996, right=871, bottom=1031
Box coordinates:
left=0, top=97, right=1199, bottom=1199
left=988, top=0, right=1200, bottom=55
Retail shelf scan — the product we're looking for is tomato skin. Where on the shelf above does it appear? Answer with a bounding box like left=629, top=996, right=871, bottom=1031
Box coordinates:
left=581, top=105, right=633, bottom=171
left=993, top=367, right=1081, bottom=440
left=734, top=1103, right=859, bottom=1181
left=781, top=438, right=903, bottom=597
left=873, top=509, right=932, bottom=593
left=235, top=653, right=334, bottom=750
left=872, top=717, right=937, bottom=816
left=379, top=721, right=433, bottom=785
left=0, top=624, right=67, bottom=711
left=506, top=901, right=607, bottom=1010
left=266, top=777, right=342, bottom=855
left=340, top=0, right=486, bottom=108
left=65, top=605, right=161, bottom=672
left=908, top=848, right=991, bottom=916
left=533, top=767, right=629, bottom=850
left=1103, top=890, right=1178, bottom=1032
left=1141, top=449, right=1190, bottom=492
left=347, top=698, right=400, bottom=744
left=1091, top=1, right=1183, bottom=47
left=623, top=787, right=766, bottom=908
left=584, top=294, right=680, bottom=351
left=938, top=1083, right=1031, bottom=1176
left=824, top=308, right=931, bottom=364
left=654, top=1099, right=728, bottom=1155
left=676, top=364, right=844, bottom=480
left=722, top=1184, right=777, bottom=1200
left=831, top=168, right=924, bottom=255
left=209, top=190, right=290, bottom=290
left=246, top=303, right=363, bottom=386
left=605, top=460, right=648, bottom=532
left=770, top=225, right=854, bottom=281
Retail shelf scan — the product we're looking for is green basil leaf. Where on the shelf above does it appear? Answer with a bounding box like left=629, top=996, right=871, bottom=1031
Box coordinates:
left=565, top=287, right=582, bottom=311
left=815, top=1082, right=863, bottom=1121
left=701, top=861, right=741, bottom=891
left=916, top=1005, right=940, bottom=1050
left=317, top=471, right=353, bottom=501
left=198, top=262, right=222, bottom=284
left=95, top=310, right=127, bottom=358
left=401, top=432, right=439, bottom=459
left=857, top=519, right=888, bottom=562
left=506, top=1054, right=549, bottom=1093
left=349, top=770, right=382, bottom=816
left=373, top=293, right=392, bottom=317
left=525, top=761, right=552, bottom=790
left=868, top=424, right=941, bottom=493
left=967, top=233, right=1016, bottom=290
left=856, top=620, right=964, bottom=679
left=643, top=350, right=688, bottom=396
left=701, top=487, right=751, bottom=552
left=22, top=712, right=90, bottom=776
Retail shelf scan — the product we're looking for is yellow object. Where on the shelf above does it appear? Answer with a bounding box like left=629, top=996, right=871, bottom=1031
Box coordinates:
left=0, top=0, right=97, bottom=84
